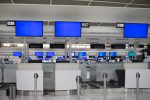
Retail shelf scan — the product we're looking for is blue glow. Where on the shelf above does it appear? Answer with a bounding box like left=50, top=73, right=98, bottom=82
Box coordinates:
left=57, top=57, right=63, bottom=61
left=13, top=52, right=22, bottom=57
left=35, top=52, right=43, bottom=56
left=98, top=52, right=106, bottom=57
left=124, top=23, right=148, bottom=38
left=94, top=56, right=98, bottom=60
left=38, top=57, right=43, bottom=60
left=82, top=57, right=87, bottom=60
left=78, top=52, right=87, bottom=57
left=46, top=52, right=55, bottom=57
left=45, top=57, right=50, bottom=60
left=55, top=21, right=81, bottom=37
left=16, top=21, right=43, bottom=37
left=109, top=52, right=117, bottom=57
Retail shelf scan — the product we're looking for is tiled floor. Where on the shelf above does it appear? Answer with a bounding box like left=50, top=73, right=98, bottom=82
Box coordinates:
left=0, top=94, right=150, bottom=100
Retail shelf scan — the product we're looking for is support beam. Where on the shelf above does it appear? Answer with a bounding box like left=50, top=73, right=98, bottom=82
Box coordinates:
left=0, top=4, right=150, bottom=23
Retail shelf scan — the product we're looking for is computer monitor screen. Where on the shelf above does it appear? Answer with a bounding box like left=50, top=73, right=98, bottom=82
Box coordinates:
left=46, top=52, right=55, bottom=57
left=16, top=21, right=43, bottom=37
left=98, top=52, right=106, bottom=57
left=128, top=51, right=135, bottom=57
left=124, top=23, right=148, bottom=38
left=13, top=51, right=22, bottom=57
left=55, top=21, right=81, bottom=37
left=57, top=57, right=63, bottom=61
left=35, top=52, right=43, bottom=56
left=78, top=52, right=87, bottom=57
left=109, top=52, right=117, bottom=57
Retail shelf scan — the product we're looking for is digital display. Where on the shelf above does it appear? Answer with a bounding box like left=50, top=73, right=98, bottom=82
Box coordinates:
left=16, top=21, right=43, bottom=37
left=38, top=57, right=43, bottom=60
left=78, top=52, right=87, bottom=57
left=46, top=52, right=55, bottom=57
left=124, top=23, right=148, bottom=38
left=13, top=51, right=22, bottom=57
left=57, top=57, right=63, bottom=61
left=35, top=52, right=43, bottom=56
left=109, top=52, right=117, bottom=57
left=128, top=51, right=135, bottom=57
left=55, top=21, right=81, bottom=37
left=98, top=52, right=106, bottom=57
left=45, top=57, right=50, bottom=60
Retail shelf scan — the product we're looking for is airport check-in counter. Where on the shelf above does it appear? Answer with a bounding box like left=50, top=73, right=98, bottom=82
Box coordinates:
left=124, top=62, right=150, bottom=89
left=16, top=63, right=43, bottom=91
left=0, top=64, right=17, bottom=83
left=55, top=63, right=81, bottom=90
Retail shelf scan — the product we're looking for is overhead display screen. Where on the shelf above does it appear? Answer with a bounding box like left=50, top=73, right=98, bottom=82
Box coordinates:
left=55, top=21, right=81, bottom=37
left=16, top=21, right=43, bottom=37
left=109, top=52, right=117, bottom=57
left=98, top=52, right=106, bottom=57
left=13, top=51, right=22, bottom=57
left=78, top=52, right=87, bottom=57
left=124, top=23, right=148, bottom=38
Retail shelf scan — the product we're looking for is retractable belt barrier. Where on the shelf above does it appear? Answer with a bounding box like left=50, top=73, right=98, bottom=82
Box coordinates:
left=34, top=73, right=39, bottom=100
left=136, top=72, right=140, bottom=100
left=103, top=73, right=108, bottom=94
left=8, top=85, right=16, bottom=100
left=76, top=76, right=81, bottom=100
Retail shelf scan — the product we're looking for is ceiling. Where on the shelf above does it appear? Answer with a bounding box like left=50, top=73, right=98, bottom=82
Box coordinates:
left=0, top=0, right=150, bottom=8
left=0, top=0, right=150, bottom=44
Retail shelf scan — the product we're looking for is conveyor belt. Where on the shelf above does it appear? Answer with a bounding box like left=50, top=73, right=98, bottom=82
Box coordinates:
left=87, top=82, right=101, bottom=88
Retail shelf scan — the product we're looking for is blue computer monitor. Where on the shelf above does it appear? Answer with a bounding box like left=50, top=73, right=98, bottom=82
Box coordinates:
left=57, top=57, right=63, bottom=61
left=124, top=23, right=148, bottom=38
left=13, top=51, right=22, bottom=57
left=35, top=52, right=43, bottom=56
left=16, top=21, right=43, bottom=37
left=46, top=52, right=55, bottom=57
left=98, top=52, right=106, bottom=57
left=109, top=52, right=117, bottom=57
left=78, top=52, right=87, bottom=57
left=55, top=21, right=81, bottom=37
left=94, top=56, right=98, bottom=60
left=38, top=57, right=43, bottom=60
left=45, top=57, right=51, bottom=60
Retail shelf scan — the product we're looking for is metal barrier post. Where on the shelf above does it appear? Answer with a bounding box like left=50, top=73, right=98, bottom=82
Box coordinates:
left=76, top=76, right=81, bottom=100
left=136, top=72, right=140, bottom=100
left=9, top=85, right=13, bottom=100
left=12, top=85, right=16, bottom=99
left=34, top=73, right=38, bottom=100
left=103, top=73, right=107, bottom=94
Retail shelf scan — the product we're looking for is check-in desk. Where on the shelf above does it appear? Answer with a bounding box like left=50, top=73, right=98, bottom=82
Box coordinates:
left=124, top=62, right=150, bottom=89
left=16, top=63, right=43, bottom=92
left=55, top=63, right=81, bottom=90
